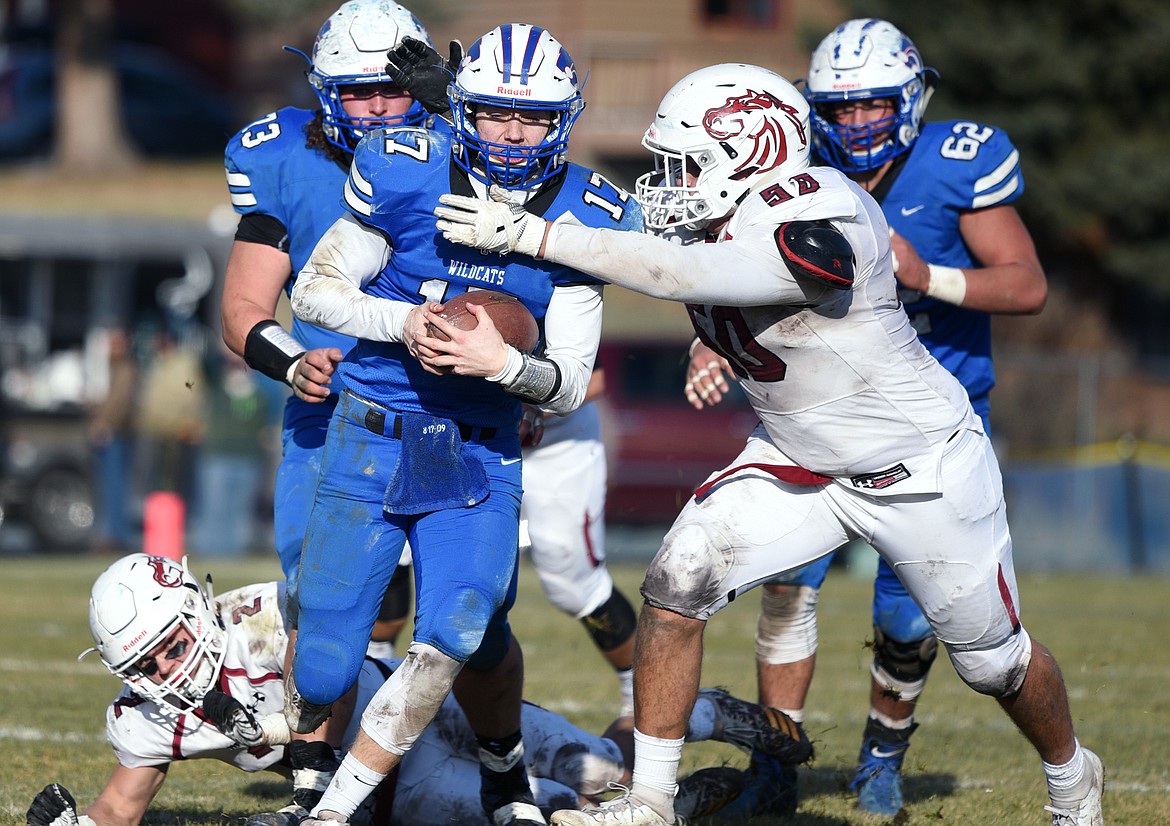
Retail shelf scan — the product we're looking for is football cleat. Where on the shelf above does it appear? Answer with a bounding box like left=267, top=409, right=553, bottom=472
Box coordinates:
left=675, top=766, right=748, bottom=820
left=1044, top=749, right=1104, bottom=826
left=283, top=671, right=333, bottom=735
left=296, top=812, right=348, bottom=826
left=550, top=787, right=672, bottom=826
left=702, top=750, right=798, bottom=820
left=247, top=740, right=337, bottom=826
left=699, top=688, right=814, bottom=765
left=245, top=801, right=311, bottom=826
left=849, top=719, right=917, bottom=816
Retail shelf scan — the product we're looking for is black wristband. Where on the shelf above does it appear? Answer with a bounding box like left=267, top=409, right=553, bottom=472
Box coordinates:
left=243, top=320, right=306, bottom=385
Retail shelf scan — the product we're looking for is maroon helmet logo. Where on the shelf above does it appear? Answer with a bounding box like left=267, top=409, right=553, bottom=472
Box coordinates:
left=702, top=89, right=807, bottom=179
left=146, top=557, right=184, bottom=588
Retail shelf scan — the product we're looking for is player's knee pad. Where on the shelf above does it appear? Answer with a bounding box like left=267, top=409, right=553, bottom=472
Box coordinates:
left=537, top=563, right=601, bottom=617
left=642, top=521, right=732, bottom=617
left=870, top=625, right=938, bottom=702
left=756, top=583, right=820, bottom=664
left=581, top=587, right=638, bottom=652
left=415, top=582, right=502, bottom=664
left=293, top=630, right=366, bottom=705
left=360, top=642, right=463, bottom=755
left=946, top=627, right=1033, bottom=697
left=378, top=564, right=412, bottom=622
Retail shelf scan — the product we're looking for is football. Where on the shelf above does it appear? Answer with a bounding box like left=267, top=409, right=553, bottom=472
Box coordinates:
left=427, top=290, right=540, bottom=353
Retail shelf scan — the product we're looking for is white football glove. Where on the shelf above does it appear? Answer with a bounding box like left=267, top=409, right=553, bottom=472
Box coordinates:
left=27, top=784, right=89, bottom=826
left=435, top=186, right=548, bottom=257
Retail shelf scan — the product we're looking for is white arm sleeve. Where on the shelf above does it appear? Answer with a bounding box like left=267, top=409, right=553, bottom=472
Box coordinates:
left=539, top=282, right=604, bottom=415
left=291, top=214, right=414, bottom=342
left=544, top=221, right=834, bottom=307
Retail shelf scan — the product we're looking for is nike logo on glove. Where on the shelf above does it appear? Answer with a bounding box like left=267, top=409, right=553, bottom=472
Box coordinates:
left=900, top=204, right=925, bottom=216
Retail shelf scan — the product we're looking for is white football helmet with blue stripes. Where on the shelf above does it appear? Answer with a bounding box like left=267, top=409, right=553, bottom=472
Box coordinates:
left=804, top=18, right=938, bottom=172
left=448, top=23, right=585, bottom=190
left=302, top=0, right=434, bottom=150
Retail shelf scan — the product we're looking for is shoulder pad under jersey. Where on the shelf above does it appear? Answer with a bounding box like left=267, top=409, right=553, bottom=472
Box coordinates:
left=774, top=219, right=855, bottom=290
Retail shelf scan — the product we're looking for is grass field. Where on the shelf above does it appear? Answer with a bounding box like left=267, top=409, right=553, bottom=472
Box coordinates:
left=2, top=553, right=1167, bottom=825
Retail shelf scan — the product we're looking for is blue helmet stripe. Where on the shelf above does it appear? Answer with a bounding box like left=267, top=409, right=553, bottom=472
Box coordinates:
left=500, top=23, right=513, bottom=83
left=520, top=26, right=544, bottom=85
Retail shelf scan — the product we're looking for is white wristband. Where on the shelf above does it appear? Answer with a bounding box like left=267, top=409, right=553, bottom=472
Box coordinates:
left=925, top=264, right=967, bottom=305
left=284, top=355, right=303, bottom=386
left=487, top=345, right=524, bottom=384
left=258, top=711, right=292, bottom=746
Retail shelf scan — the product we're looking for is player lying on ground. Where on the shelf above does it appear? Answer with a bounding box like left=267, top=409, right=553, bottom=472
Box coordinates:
left=26, top=554, right=811, bottom=826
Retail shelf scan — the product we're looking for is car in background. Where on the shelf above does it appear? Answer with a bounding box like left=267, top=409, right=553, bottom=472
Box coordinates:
left=596, top=340, right=759, bottom=524
left=0, top=213, right=231, bottom=552
left=0, top=44, right=234, bottom=161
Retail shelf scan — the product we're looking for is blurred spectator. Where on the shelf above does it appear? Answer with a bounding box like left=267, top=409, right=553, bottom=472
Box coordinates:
left=138, top=325, right=204, bottom=504
left=86, top=326, right=139, bottom=552
left=191, top=345, right=279, bottom=556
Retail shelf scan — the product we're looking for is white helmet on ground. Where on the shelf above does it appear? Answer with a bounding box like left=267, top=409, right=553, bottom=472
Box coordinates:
left=82, top=553, right=226, bottom=713
left=804, top=18, right=937, bottom=172
left=636, top=63, right=811, bottom=232
left=448, top=23, right=585, bottom=190
left=303, top=0, right=434, bottom=150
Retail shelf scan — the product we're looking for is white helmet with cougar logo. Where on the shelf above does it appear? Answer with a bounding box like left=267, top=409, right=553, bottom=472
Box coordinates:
left=303, top=0, right=434, bottom=150
left=804, top=18, right=937, bottom=172
left=636, top=63, right=811, bottom=232
left=82, top=553, right=226, bottom=713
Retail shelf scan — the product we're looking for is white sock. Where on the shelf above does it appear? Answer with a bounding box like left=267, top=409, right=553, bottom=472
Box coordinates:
left=685, top=694, right=717, bottom=741
left=618, top=667, right=634, bottom=718
left=871, top=709, right=915, bottom=730
left=311, top=752, right=386, bottom=820
left=631, top=728, right=683, bottom=797
left=1043, top=740, right=1086, bottom=801
left=365, top=639, right=395, bottom=660
left=778, top=707, right=804, bottom=724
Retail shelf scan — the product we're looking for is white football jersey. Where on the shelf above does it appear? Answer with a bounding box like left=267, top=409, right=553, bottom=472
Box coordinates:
left=697, top=165, right=978, bottom=492
left=105, top=582, right=290, bottom=772
left=550, top=164, right=980, bottom=495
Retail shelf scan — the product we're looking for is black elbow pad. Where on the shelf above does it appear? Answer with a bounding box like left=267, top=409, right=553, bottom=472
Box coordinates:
left=774, top=219, right=855, bottom=289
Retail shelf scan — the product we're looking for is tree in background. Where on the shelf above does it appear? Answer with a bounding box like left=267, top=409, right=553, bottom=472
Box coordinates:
left=54, top=0, right=137, bottom=172
left=833, top=1, right=1170, bottom=318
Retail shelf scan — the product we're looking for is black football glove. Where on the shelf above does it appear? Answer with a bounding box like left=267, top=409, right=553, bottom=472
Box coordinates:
left=202, top=689, right=265, bottom=747
left=27, top=784, right=79, bottom=826
left=385, top=37, right=463, bottom=116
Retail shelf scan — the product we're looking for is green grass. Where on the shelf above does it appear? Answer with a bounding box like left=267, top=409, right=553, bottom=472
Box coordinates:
left=2, top=554, right=1166, bottom=825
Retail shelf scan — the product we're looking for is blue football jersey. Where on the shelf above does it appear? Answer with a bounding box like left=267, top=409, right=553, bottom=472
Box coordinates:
left=339, top=125, right=642, bottom=431
left=879, top=119, right=1023, bottom=402
left=224, top=107, right=357, bottom=360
